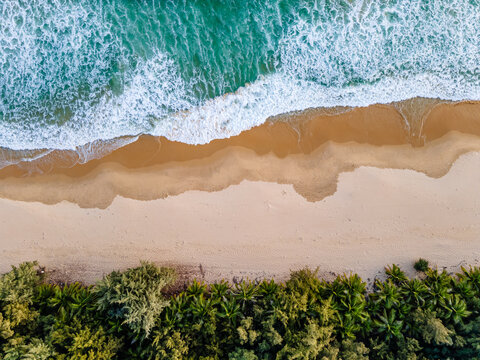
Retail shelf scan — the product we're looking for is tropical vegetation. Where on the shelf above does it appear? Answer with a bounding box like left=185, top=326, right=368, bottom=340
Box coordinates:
left=1, top=260, right=480, bottom=359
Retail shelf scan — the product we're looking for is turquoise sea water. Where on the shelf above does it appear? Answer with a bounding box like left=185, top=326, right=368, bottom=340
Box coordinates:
left=1, top=0, right=480, bottom=152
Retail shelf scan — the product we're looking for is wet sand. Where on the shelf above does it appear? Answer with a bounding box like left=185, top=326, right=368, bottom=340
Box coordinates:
left=1, top=99, right=480, bottom=283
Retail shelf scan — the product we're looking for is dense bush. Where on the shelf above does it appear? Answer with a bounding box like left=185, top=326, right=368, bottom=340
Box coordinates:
left=94, top=262, right=176, bottom=338
left=1, top=261, right=480, bottom=359
left=414, top=258, right=430, bottom=272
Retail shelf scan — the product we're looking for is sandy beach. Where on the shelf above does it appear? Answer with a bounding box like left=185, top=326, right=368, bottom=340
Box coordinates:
left=1, top=99, right=480, bottom=284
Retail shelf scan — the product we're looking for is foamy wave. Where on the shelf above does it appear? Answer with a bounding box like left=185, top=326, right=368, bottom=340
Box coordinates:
left=0, top=51, right=190, bottom=151
left=154, top=73, right=480, bottom=144
left=2, top=0, right=480, bottom=153
left=0, top=136, right=138, bottom=171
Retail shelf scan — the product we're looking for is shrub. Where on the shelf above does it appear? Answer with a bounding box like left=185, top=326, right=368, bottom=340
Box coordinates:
left=229, top=348, right=258, bottom=360
left=94, top=262, right=176, bottom=338
left=0, top=262, right=42, bottom=305
left=2, top=338, right=54, bottom=360
left=63, top=325, right=122, bottom=360
left=0, top=262, right=43, bottom=355
left=414, top=258, right=429, bottom=272
left=411, top=308, right=453, bottom=346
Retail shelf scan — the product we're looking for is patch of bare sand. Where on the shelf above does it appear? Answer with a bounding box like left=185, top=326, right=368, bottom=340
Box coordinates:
left=1, top=147, right=479, bottom=285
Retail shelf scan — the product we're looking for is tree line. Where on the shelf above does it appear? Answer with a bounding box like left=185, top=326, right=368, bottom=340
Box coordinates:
left=1, top=259, right=480, bottom=359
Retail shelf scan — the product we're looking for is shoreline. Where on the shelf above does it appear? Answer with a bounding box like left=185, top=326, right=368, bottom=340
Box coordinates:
left=2, top=131, right=480, bottom=208
left=1, top=99, right=480, bottom=284
left=2, top=99, right=480, bottom=207
left=4, top=98, right=480, bottom=176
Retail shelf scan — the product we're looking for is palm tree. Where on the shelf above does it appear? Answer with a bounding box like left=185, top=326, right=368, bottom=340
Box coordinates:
left=217, top=298, right=242, bottom=326
left=234, top=281, right=259, bottom=313
left=374, top=309, right=403, bottom=341
left=186, top=280, right=207, bottom=298
left=458, top=266, right=480, bottom=296
left=440, top=294, right=471, bottom=324
left=385, top=264, right=408, bottom=284
left=210, top=281, right=230, bottom=300
left=401, top=278, right=429, bottom=308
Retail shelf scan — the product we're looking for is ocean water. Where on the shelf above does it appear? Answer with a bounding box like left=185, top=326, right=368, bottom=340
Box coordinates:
left=1, top=0, right=480, bottom=154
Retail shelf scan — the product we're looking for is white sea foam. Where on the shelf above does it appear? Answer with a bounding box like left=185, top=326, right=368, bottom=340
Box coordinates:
left=1, top=0, right=480, bottom=157
left=154, top=72, right=480, bottom=144
left=3, top=58, right=480, bottom=152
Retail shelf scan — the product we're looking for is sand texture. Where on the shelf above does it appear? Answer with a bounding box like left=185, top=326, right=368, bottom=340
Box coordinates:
left=0, top=99, right=480, bottom=283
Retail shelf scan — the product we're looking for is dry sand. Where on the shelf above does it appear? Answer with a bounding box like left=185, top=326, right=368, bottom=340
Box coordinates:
left=1, top=151, right=480, bottom=285
left=1, top=99, right=480, bottom=284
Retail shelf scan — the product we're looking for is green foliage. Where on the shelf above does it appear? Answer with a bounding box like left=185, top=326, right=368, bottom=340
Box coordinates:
left=228, top=347, right=258, bottom=360
left=411, top=308, right=453, bottom=346
left=2, top=260, right=480, bottom=359
left=414, top=258, right=429, bottom=272
left=38, top=282, right=95, bottom=322
left=49, top=318, right=123, bottom=359
left=0, top=262, right=42, bottom=305
left=0, top=313, right=14, bottom=340
left=94, top=262, right=176, bottom=338
left=3, top=338, right=54, bottom=360
left=0, top=262, right=44, bottom=357
left=148, top=327, right=189, bottom=360
left=276, top=319, right=334, bottom=359
left=385, top=264, right=408, bottom=284
left=338, top=339, right=370, bottom=359
left=57, top=324, right=122, bottom=360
